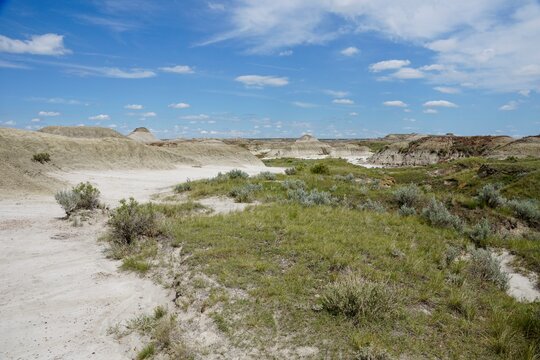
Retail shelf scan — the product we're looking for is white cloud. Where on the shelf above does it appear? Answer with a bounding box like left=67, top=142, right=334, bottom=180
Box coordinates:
left=349, top=112, right=359, bottom=116
left=31, top=118, right=40, bottom=122
left=420, top=64, right=446, bottom=71
left=38, top=111, right=60, bottom=116
left=391, top=67, right=424, bottom=79
left=0, top=59, right=29, bottom=69
left=142, top=112, right=157, bottom=117
left=333, top=98, right=354, bottom=105
left=235, top=75, right=289, bottom=87
left=89, top=114, right=110, bottom=120
left=324, top=89, right=349, bottom=98
left=125, top=104, right=143, bottom=110
left=518, top=90, right=531, bottom=97
left=159, top=65, right=194, bottom=74
left=279, top=50, right=293, bottom=56
left=383, top=100, right=407, bottom=107
left=181, top=114, right=210, bottom=120
left=208, top=3, right=225, bottom=11
left=423, top=100, right=458, bottom=108
left=102, top=68, right=155, bottom=79
left=0, top=33, right=70, bottom=55
left=3, top=120, right=16, bottom=126
left=424, top=109, right=438, bottom=114
left=168, top=102, right=190, bottom=109
left=108, top=124, right=117, bottom=128
left=499, top=101, right=518, bottom=111
left=341, top=46, right=359, bottom=56
left=369, top=59, right=410, bottom=72
left=434, top=86, right=460, bottom=94
left=292, top=101, right=317, bottom=108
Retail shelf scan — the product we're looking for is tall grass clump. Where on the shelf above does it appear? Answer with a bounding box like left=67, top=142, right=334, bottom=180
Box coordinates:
left=310, top=163, right=330, bottom=175
left=321, top=272, right=396, bottom=323
left=358, top=199, right=386, bottom=213
left=468, top=248, right=509, bottom=291
left=354, top=347, right=392, bottom=360
left=282, top=179, right=306, bottom=190
left=507, top=199, right=540, bottom=227
left=477, top=184, right=506, bottom=208
left=229, top=184, right=262, bottom=203
left=398, top=205, right=416, bottom=217
left=174, top=180, right=192, bottom=193
left=287, top=188, right=334, bottom=206
left=284, top=167, right=297, bottom=175
left=108, top=198, right=158, bottom=245
left=32, top=152, right=51, bottom=163
left=421, top=198, right=463, bottom=231
left=257, top=171, right=276, bottom=180
left=55, top=182, right=100, bottom=216
left=335, top=173, right=355, bottom=182
left=393, top=183, right=422, bottom=207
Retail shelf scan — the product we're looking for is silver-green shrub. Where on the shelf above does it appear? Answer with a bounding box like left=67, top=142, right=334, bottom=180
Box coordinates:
left=393, top=184, right=422, bottom=207
left=477, top=184, right=506, bottom=208
left=421, top=198, right=463, bottom=231
left=468, top=248, right=509, bottom=291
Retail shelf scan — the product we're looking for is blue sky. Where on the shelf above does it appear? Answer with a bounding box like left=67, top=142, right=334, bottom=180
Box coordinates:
left=0, top=0, right=539, bottom=138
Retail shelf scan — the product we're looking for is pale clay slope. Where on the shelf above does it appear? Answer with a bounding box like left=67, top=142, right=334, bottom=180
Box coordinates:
left=0, top=164, right=280, bottom=359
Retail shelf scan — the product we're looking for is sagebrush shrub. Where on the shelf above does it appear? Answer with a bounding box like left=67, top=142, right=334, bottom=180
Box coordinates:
left=282, top=179, right=306, bottom=190
left=284, top=167, right=297, bottom=175
left=477, top=184, right=506, bottom=208
left=321, top=272, right=395, bottom=323
left=358, top=199, right=386, bottom=213
left=287, top=188, right=333, bottom=206
left=32, top=152, right=51, bottom=163
left=108, top=198, right=159, bottom=245
left=468, top=248, right=509, bottom=291
left=72, top=182, right=100, bottom=210
left=257, top=171, right=276, bottom=180
left=393, top=184, right=422, bottom=207
left=55, top=189, right=81, bottom=216
left=310, top=163, right=330, bottom=175
left=507, top=199, right=540, bottom=227
left=174, top=180, right=192, bottom=193
left=229, top=184, right=262, bottom=203
left=421, top=198, right=463, bottom=231
left=398, top=205, right=416, bottom=216
left=335, top=173, right=355, bottom=182
left=226, top=169, right=249, bottom=179
left=467, top=218, right=491, bottom=244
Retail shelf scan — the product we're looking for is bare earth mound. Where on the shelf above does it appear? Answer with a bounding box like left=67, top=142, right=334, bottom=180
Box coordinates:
left=127, top=127, right=158, bottom=143
left=39, top=126, right=126, bottom=139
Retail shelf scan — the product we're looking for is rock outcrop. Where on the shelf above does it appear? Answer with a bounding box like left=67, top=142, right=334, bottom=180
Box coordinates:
left=127, top=127, right=158, bottom=143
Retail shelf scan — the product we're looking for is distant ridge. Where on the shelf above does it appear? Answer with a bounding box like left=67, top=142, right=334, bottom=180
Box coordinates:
left=39, top=126, right=125, bottom=139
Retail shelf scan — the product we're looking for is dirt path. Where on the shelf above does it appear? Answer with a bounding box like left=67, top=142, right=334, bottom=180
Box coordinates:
left=0, top=165, right=278, bottom=359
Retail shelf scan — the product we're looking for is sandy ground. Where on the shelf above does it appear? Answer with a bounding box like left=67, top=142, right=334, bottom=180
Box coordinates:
left=0, top=164, right=278, bottom=359
left=497, top=251, right=540, bottom=302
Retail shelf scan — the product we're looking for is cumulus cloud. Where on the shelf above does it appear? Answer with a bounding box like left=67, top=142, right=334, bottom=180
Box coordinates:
left=89, top=114, right=110, bottom=120
left=391, top=67, right=424, bottom=79
left=235, top=75, right=289, bottom=87
left=518, top=90, right=531, bottom=97
left=349, top=112, right=359, bottom=116
left=2, top=120, right=16, bottom=126
left=292, top=101, right=317, bottom=108
left=102, top=68, right=155, bottom=79
left=38, top=111, right=60, bottom=116
left=423, top=100, right=458, bottom=108
left=369, top=59, right=410, bottom=72
left=208, top=3, right=225, bottom=11
left=31, top=118, right=41, bottom=122
left=279, top=50, right=293, bottom=56
left=499, top=101, right=518, bottom=111
left=181, top=114, right=210, bottom=120
left=168, top=102, right=190, bottom=109
left=434, top=86, right=460, bottom=94
left=125, top=104, right=143, bottom=110
left=324, top=89, right=349, bottom=98
left=0, top=33, right=70, bottom=55
left=333, top=98, right=354, bottom=105
left=341, top=46, right=359, bottom=56
left=424, top=109, right=438, bottom=114
left=142, top=112, right=156, bottom=117
left=383, top=100, right=407, bottom=107
left=159, top=65, right=194, bottom=74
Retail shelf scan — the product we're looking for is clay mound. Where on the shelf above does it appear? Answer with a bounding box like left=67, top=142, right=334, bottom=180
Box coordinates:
left=39, top=126, right=125, bottom=139
left=149, top=139, right=264, bottom=166
left=296, top=134, right=318, bottom=143
left=492, top=135, right=540, bottom=158
left=128, top=127, right=158, bottom=143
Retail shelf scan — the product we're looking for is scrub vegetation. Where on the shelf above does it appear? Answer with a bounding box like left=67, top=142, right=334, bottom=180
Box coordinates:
left=104, top=157, right=540, bottom=358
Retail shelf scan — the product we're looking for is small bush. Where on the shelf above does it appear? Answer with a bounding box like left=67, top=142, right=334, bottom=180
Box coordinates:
left=358, top=199, right=386, bottom=213
left=229, top=184, right=262, bottom=203
left=72, top=182, right=100, bottom=210
left=321, top=272, right=395, bottom=323
left=467, top=218, right=491, bottom=245
left=398, top=205, right=416, bottom=217
left=257, top=171, right=276, bottom=180
left=32, top=152, right=51, bottom=163
left=284, top=167, right=297, bottom=175
left=468, top=248, right=509, bottom=291
left=477, top=184, right=506, bottom=208
left=55, top=190, right=81, bottom=216
left=108, top=198, right=158, bottom=245
left=287, top=188, right=334, bottom=206
left=121, top=257, right=151, bottom=273
left=393, top=184, right=422, bottom=207
left=310, top=163, right=330, bottom=175
left=136, top=343, right=155, bottom=360
left=174, top=180, right=192, bottom=193
left=226, top=169, right=249, bottom=179
left=282, top=179, right=306, bottom=190
left=421, top=198, right=463, bottom=231
left=335, top=173, right=355, bottom=182
left=508, top=199, right=540, bottom=227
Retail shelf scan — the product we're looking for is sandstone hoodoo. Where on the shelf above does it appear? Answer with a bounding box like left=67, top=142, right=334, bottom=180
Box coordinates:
left=127, top=127, right=158, bottom=143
